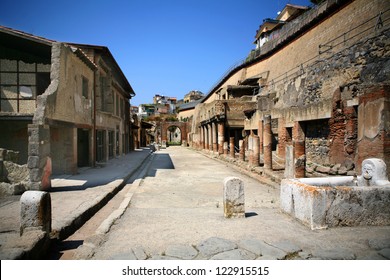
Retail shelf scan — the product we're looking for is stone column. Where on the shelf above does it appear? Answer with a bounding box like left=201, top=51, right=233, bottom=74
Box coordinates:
left=229, top=137, right=235, bottom=158
left=205, top=126, right=209, bottom=150
left=208, top=123, right=213, bottom=151
left=200, top=125, right=204, bottom=149
left=212, top=122, right=217, bottom=152
left=202, top=126, right=206, bottom=149
left=28, top=124, right=52, bottom=191
left=293, top=121, right=306, bottom=178
left=223, top=141, right=228, bottom=155
left=247, top=135, right=252, bottom=165
left=218, top=122, right=225, bottom=155
left=263, top=115, right=272, bottom=170
left=239, top=139, right=245, bottom=161
left=252, top=135, right=260, bottom=167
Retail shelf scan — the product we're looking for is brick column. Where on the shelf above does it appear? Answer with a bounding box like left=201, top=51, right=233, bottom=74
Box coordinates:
left=258, top=120, right=264, bottom=155
left=212, top=122, right=217, bottom=152
left=293, top=121, right=305, bottom=178
left=208, top=123, right=213, bottom=151
left=199, top=125, right=203, bottom=149
left=218, top=122, right=225, bottom=155
left=252, top=135, right=260, bottom=167
left=343, top=105, right=357, bottom=160
left=263, top=115, right=272, bottom=170
left=277, top=118, right=286, bottom=161
left=229, top=137, right=235, bottom=158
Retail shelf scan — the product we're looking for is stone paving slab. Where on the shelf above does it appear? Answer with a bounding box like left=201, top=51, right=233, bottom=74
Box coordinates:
left=86, top=235, right=390, bottom=260
left=165, top=244, right=198, bottom=260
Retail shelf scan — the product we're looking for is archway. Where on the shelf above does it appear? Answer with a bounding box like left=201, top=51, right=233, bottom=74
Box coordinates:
left=161, top=121, right=188, bottom=146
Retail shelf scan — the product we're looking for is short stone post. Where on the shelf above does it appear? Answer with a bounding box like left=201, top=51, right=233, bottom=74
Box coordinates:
left=20, top=190, right=51, bottom=236
left=223, top=177, right=245, bottom=218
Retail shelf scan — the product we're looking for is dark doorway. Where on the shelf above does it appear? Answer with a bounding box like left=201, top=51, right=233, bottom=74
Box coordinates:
left=77, top=129, right=89, bottom=167
left=96, top=130, right=105, bottom=162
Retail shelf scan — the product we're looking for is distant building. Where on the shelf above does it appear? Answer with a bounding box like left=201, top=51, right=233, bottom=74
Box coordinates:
left=137, top=104, right=155, bottom=118
left=152, top=94, right=177, bottom=114
left=130, top=106, right=139, bottom=115
left=253, top=4, right=309, bottom=51
left=183, top=90, right=204, bottom=103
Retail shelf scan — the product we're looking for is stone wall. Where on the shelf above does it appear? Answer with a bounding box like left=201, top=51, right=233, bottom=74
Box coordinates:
left=305, top=119, right=330, bottom=165
left=0, top=148, right=29, bottom=196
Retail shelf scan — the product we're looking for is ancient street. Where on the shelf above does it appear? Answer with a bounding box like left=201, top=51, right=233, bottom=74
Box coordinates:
left=70, top=147, right=390, bottom=260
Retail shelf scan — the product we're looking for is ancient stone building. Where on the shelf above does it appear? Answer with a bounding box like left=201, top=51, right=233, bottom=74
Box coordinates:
left=185, top=0, right=390, bottom=179
left=0, top=26, right=135, bottom=192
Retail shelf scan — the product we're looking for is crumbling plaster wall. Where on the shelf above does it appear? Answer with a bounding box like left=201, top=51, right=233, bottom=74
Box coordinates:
left=28, top=43, right=96, bottom=190
left=43, top=44, right=94, bottom=125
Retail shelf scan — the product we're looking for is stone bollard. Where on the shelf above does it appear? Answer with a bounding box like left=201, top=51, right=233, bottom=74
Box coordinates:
left=223, top=177, right=245, bottom=218
left=20, top=191, right=51, bottom=236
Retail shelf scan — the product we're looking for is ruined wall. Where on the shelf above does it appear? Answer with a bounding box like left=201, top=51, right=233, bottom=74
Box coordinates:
left=44, top=44, right=94, bottom=125
left=28, top=43, right=96, bottom=189
left=305, top=119, right=330, bottom=165
left=0, top=120, right=30, bottom=164
left=0, top=148, right=29, bottom=196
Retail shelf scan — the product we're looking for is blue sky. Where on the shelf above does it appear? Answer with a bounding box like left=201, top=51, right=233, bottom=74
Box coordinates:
left=1, top=0, right=312, bottom=106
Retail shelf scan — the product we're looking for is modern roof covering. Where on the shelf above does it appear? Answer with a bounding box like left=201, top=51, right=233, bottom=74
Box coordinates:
left=0, top=25, right=53, bottom=63
left=177, top=98, right=204, bottom=111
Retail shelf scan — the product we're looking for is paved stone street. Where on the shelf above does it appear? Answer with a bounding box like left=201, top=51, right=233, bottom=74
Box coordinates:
left=73, top=147, right=390, bottom=260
